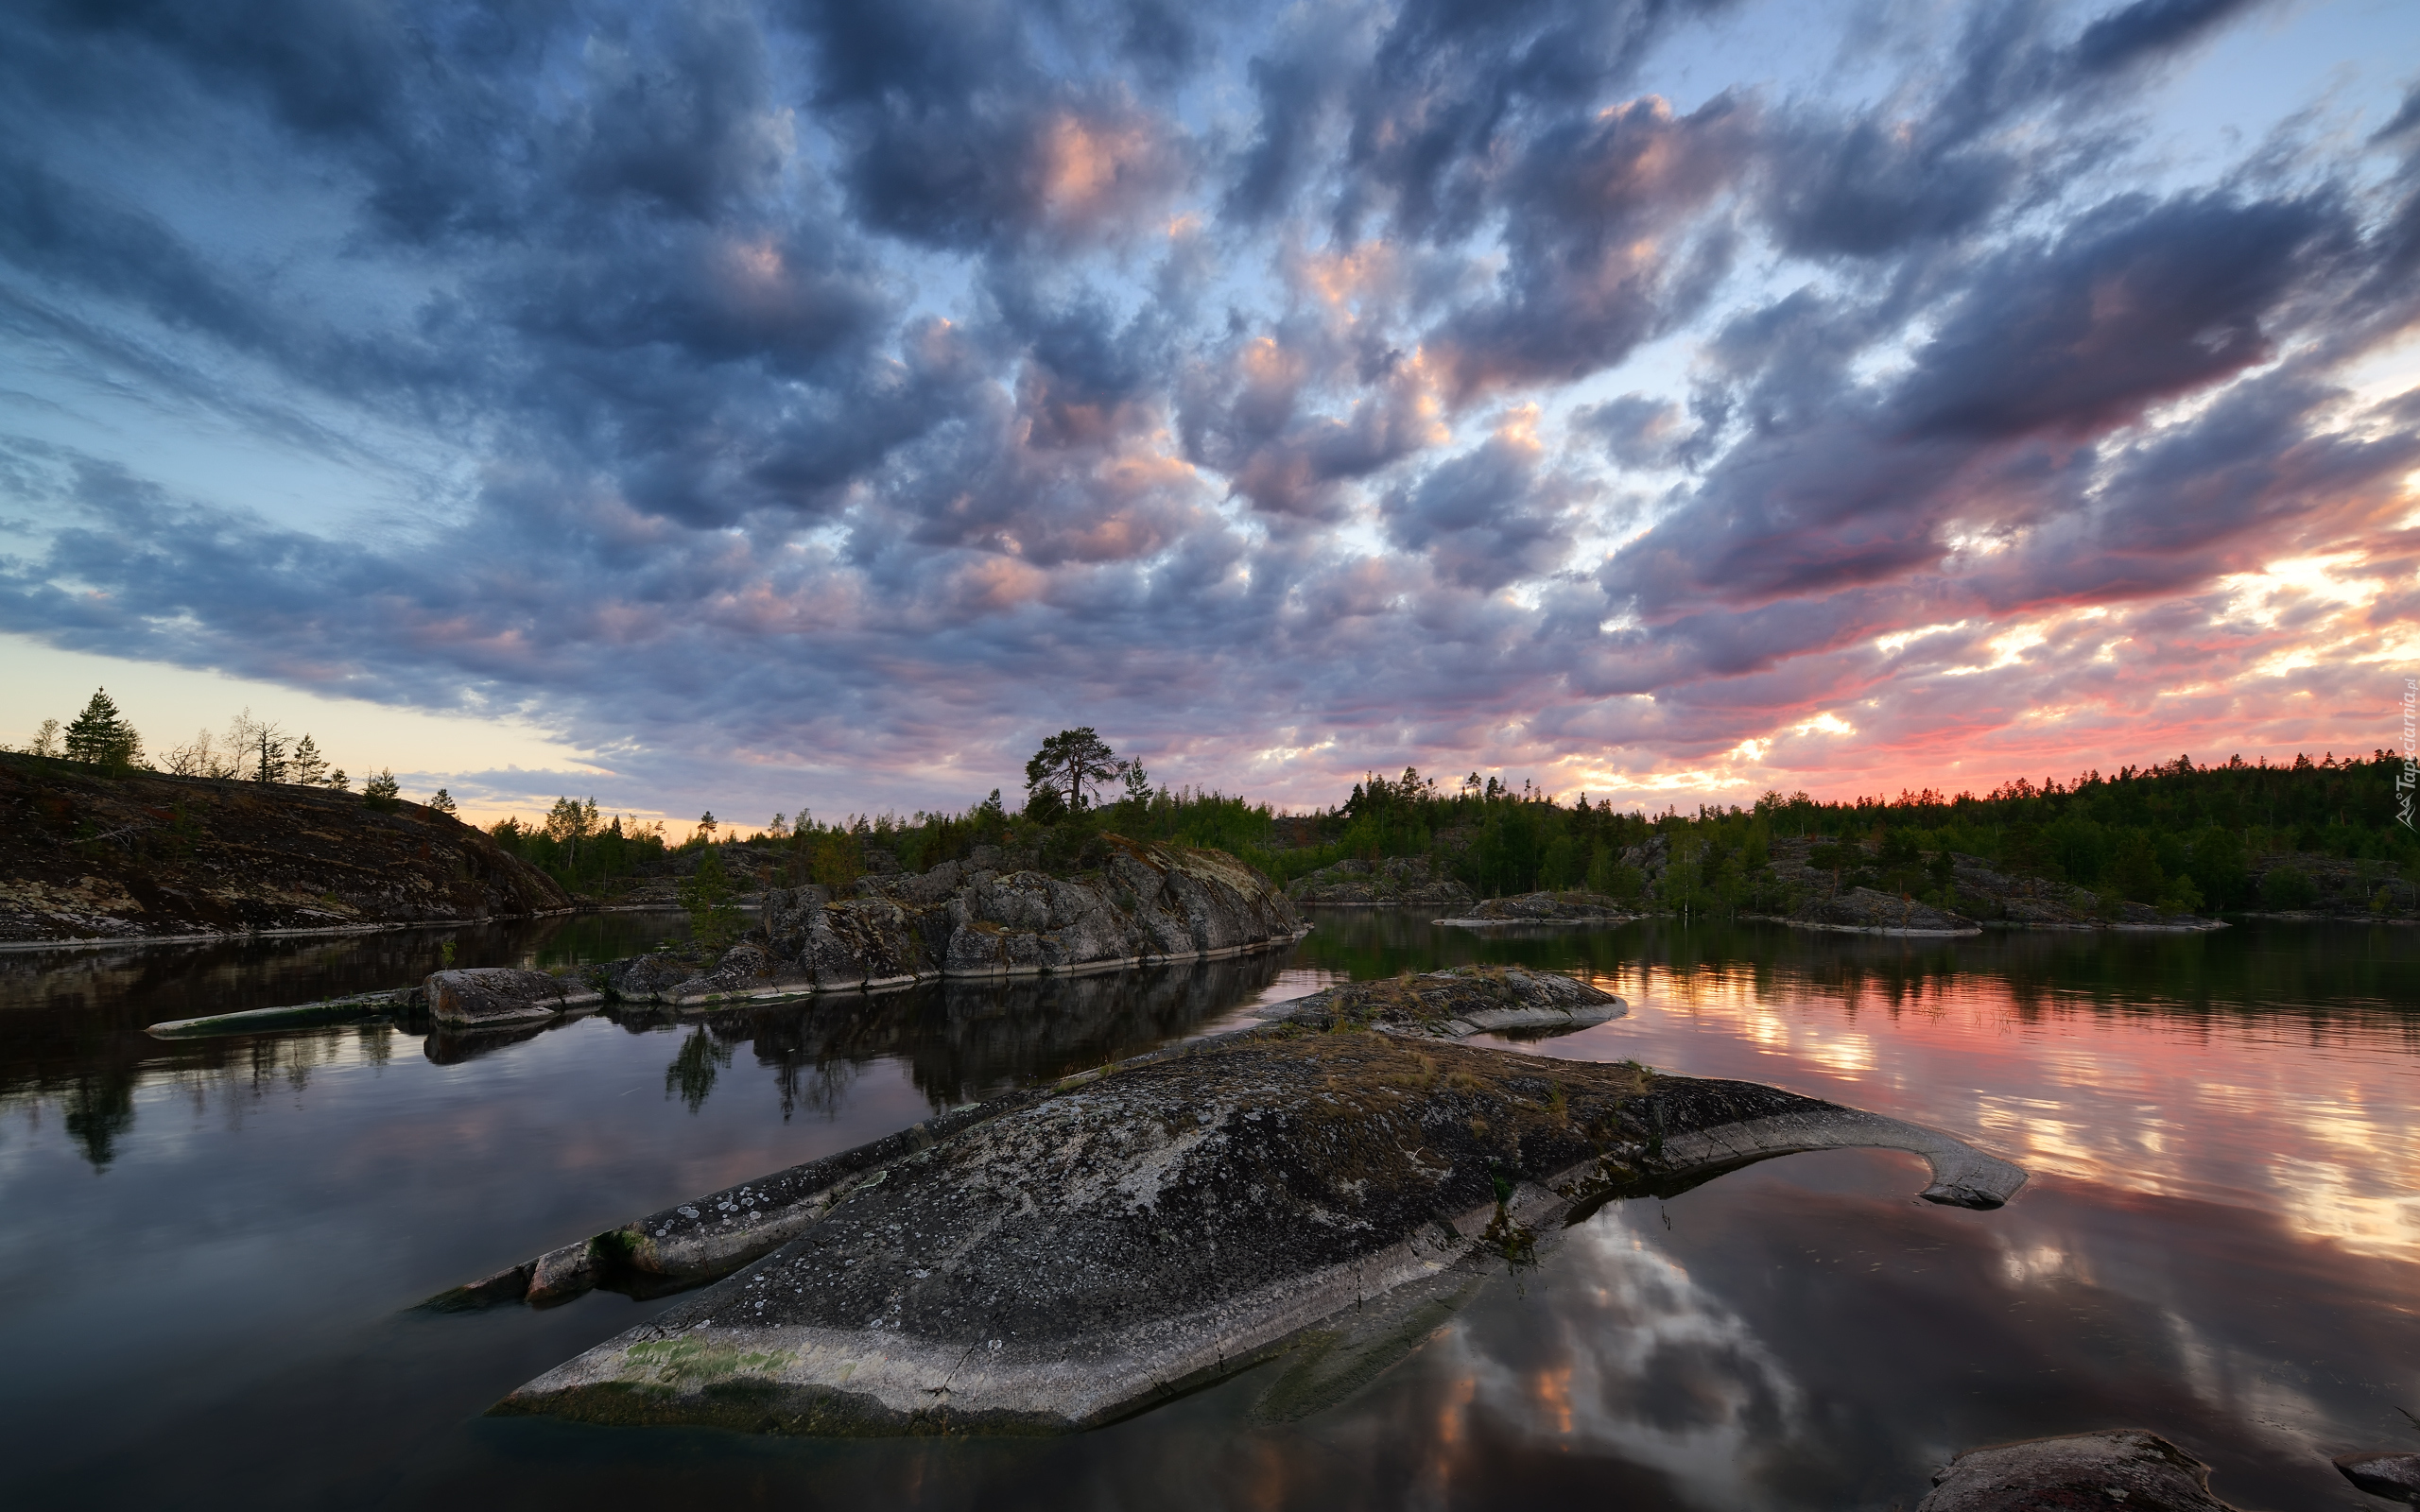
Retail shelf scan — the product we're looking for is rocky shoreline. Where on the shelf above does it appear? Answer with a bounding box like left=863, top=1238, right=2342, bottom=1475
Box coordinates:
left=437, top=966, right=2025, bottom=1437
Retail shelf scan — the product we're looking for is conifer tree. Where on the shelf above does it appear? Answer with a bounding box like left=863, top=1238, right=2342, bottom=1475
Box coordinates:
left=62, top=689, right=142, bottom=772
left=428, top=788, right=458, bottom=816
left=363, top=769, right=400, bottom=809
left=288, top=733, right=329, bottom=786
left=251, top=726, right=286, bottom=783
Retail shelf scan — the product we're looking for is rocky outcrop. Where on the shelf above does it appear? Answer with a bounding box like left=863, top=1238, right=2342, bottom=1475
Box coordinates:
left=1918, top=1430, right=2247, bottom=1511
left=1767, top=837, right=2226, bottom=932
left=425, top=967, right=602, bottom=1027
left=1790, top=885, right=1981, bottom=936
left=458, top=970, right=2023, bottom=1436
left=1285, top=856, right=1475, bottom=908
left=1252, top=964, right=1625, bottom=1037
left=0, top=754, right=570, bottom=946
left=1438, top=890, right=1637, bottom=926
left=605, top=836, right=1304, bottom=1008
left=2335, top=1449, right=2420, bottom=1503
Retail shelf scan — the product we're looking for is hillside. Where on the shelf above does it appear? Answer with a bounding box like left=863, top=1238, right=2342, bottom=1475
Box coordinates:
left=0, top=754, right=571, bottom=946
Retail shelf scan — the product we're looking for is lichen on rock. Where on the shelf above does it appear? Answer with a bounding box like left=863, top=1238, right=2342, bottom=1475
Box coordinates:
left=470, top=968, right=2024, bottom=1437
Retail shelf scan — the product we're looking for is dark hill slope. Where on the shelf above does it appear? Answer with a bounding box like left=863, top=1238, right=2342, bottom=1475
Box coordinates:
left=0, top=755, right=570, bottom=945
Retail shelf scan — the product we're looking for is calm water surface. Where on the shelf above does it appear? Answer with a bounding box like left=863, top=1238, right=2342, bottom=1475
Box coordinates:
left=1, top=912, right=2412, bottom=1509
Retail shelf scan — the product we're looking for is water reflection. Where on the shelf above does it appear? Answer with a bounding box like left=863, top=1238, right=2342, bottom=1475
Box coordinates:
left=0, top=912, right=690, bottom=1165
left=0, top=910, right=2412, bottom=1510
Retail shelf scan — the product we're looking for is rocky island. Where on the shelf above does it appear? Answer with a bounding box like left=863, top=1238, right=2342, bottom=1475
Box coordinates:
left=443, top=966, right=2025, bottom=1436
left=1433, top=889, right=1639, bottom=927
left=0, top=754, right=568, bottom=946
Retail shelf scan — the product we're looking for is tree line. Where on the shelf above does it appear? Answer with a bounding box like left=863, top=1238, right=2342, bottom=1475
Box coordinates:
left=589, top=735, right=2415, bottom=920
left=12, top=688, right=441, bottom=814
left=34, top=690, right=2409, bottom=920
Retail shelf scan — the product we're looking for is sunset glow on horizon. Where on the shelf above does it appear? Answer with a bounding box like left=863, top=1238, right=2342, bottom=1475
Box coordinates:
left=2, top=0, right=2415, bottom=824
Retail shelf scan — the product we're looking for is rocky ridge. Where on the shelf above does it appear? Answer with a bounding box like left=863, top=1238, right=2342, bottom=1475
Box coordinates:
left=601, top=835, right=1303, bottom=1009
left=0, top=755, right=569, bottom=946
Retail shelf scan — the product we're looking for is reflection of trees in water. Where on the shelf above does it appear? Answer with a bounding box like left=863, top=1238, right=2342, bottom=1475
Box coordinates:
left=726, top=951, right=1297, bottom=1118
left=1295, top=911, right=2420, bottom=1042
left=774, top=1055, right=858, bottom=1123
left=664, top=1028, right=732, bottom=1113
left=0, top=1022, right=397, bottom=1171
left=0, top=911, right=684, bottom=1169
left=60, top=1071, right=137, bottom=1167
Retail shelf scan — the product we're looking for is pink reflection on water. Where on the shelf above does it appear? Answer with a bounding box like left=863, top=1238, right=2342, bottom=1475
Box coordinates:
left=1523, top=954, right=2420, bottom=1262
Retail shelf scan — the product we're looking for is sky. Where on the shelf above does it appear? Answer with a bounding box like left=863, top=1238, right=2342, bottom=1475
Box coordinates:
left=2, top=0, right=2416, bottom=828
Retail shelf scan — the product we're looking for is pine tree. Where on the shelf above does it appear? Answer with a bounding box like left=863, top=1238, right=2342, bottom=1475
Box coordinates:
left=289, top=734, right=329, bottom=786
left=428, top=788, right=458, bottom=816
left=362, top=769, right=400, bottom=809
left=62, top=690, right=142, bottom=772
left=251, top=725, right=287, bottom=784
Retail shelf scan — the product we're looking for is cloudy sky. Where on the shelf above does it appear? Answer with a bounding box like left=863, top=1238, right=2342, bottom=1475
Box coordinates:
left=3, top=0, right=2415, bottom=826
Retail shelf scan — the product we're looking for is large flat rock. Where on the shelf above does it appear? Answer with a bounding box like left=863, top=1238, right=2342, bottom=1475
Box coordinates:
left=479, top=970, right=2023, bottom=1436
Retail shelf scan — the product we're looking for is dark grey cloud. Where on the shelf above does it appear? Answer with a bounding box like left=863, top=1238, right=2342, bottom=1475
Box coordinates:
left=1428, top=94, right=1753, bottom=398
left=1896, top=189, right=2344, bottom=440
left=0, top=0, right=2403, bottom=813
left=1339, top=0, right=1730, bottom=243
left=1381, top=428, right=1582, bottom=590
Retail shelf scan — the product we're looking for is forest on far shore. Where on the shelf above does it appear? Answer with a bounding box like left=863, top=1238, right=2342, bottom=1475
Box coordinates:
left=486, top=747, right=2416, bottom=920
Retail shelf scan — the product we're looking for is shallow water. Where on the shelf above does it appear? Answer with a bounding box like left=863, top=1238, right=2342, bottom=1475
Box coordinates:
left=0, top=912, right=2412, bottom=1509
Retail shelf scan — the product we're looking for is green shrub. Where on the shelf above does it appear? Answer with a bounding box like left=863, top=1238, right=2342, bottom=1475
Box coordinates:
left=2259, top=865, right=2316, bottom=910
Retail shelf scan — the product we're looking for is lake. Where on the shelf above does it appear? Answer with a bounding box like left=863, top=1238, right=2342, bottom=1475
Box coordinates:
left=0, top=911, right=2412, bottom=1509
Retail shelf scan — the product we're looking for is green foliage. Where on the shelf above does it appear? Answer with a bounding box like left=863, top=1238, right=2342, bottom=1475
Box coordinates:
left=1226, top=747, right=2413, bottom=919
left=362, top=769, right=401, bottom=810
left=288, top=733, right=329, bottom=786
left=679, top=848, right=745, bottom=951
left=427, top=787, right=458, bottom=816
left=2108, top=831, right=2166, bottom=903
left=62, top=689, right=142, bottom=774
left=489, top=802, right=669, bottom=890
left=2259, top=865, right=2316, bottom=910
left=1025, top=728, right=1122, bottom=813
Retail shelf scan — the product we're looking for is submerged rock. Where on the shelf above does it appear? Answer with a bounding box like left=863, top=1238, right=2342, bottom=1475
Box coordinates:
left=1436, top=890, right=1637, bottom=927
left=147, top=987, right=420, bottom=1039
left=1285, top=856, right=1475, bottom=909
left=424, top=967, right=601, bottom=1027
left=465, top=969, right=2024, bottom=1436
left=1918, top=1429, right=2247, bottom=1511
